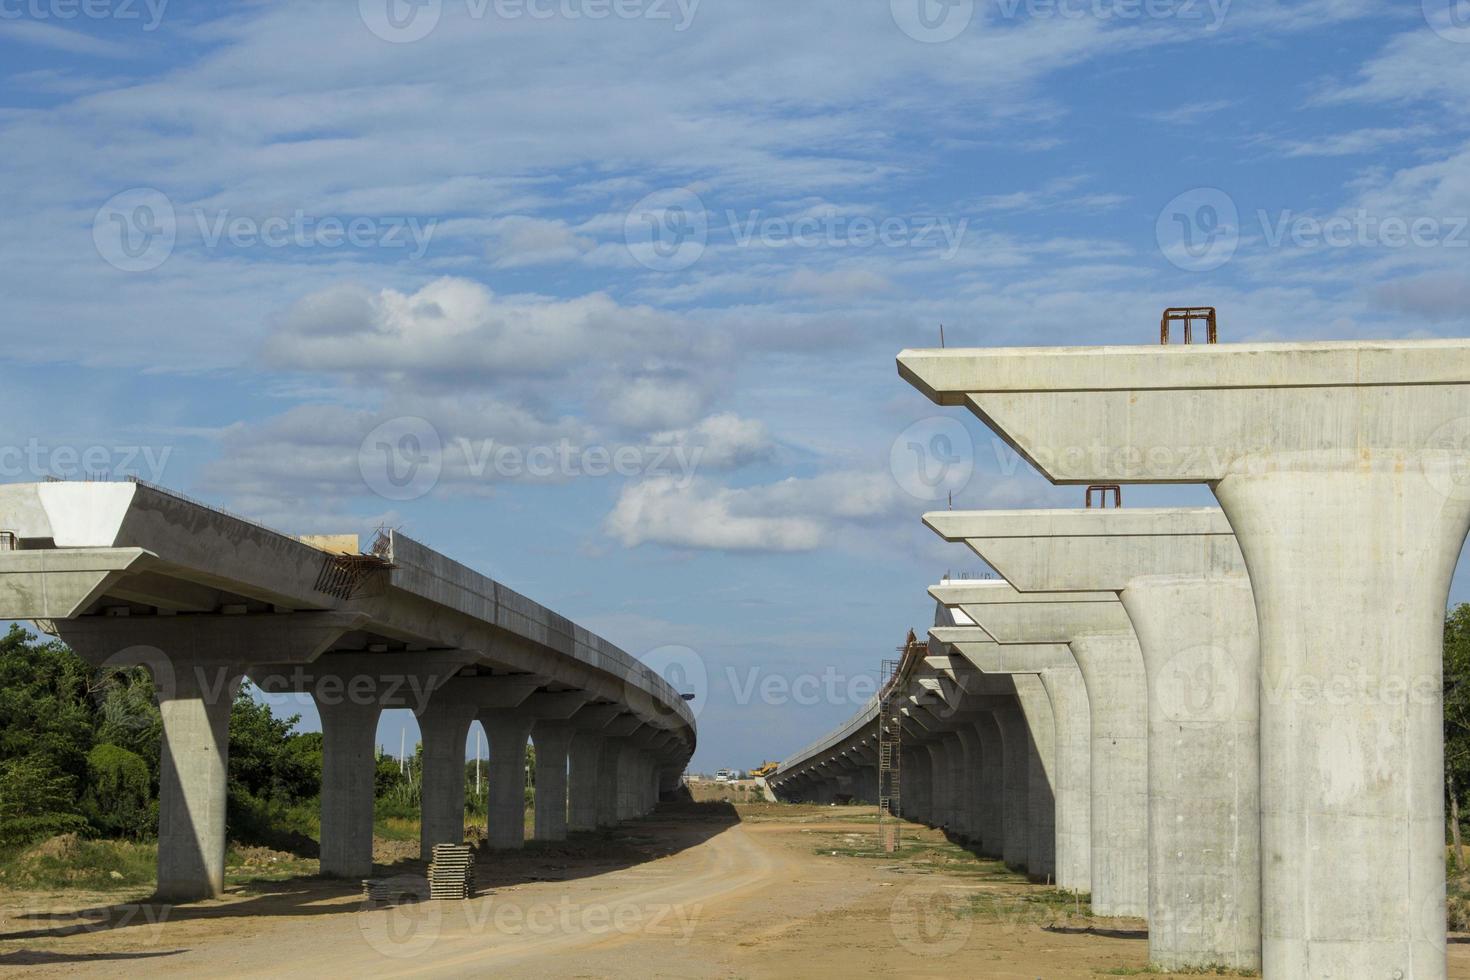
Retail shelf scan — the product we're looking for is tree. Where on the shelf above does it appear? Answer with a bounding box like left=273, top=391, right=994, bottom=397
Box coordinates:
left=80, top=743, right=153, bottom=839
left=1445, top=604, right=1470, bottom=869
left=0, top=754, right=87, bottom=847
left=0, top=626, right=96, bottom=845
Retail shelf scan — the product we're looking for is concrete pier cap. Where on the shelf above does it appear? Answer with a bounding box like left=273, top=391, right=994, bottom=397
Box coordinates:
left=901, top=340, right=1470, bottom=977
left=927, top=509, right=1261, bottom=971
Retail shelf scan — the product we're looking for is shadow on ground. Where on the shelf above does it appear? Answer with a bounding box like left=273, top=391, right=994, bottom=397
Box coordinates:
left=0, top=801, right=740, bottom=963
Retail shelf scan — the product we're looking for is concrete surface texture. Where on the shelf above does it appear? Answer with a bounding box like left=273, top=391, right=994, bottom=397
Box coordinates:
left=0, top=481, right=695, bottom=901
left=927, top=508, right=1261, bottom=970
left=899, top=339, right=1470, bottom=978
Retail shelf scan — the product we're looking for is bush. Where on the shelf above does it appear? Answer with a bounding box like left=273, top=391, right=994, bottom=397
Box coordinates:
left=0, top=754, right=87, bottom=847
left=81, top=744, right=154, bottom=839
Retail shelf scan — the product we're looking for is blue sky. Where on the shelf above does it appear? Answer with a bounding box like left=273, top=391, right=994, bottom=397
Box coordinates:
left=1, top=0, right=1468, bottom=771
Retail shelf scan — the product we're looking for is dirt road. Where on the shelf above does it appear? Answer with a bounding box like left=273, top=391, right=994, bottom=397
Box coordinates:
left=3, top=804, right=1469, bottom=978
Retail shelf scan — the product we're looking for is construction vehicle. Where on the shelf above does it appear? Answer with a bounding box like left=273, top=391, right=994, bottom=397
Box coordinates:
left=749, top=761, right=779, bottom=779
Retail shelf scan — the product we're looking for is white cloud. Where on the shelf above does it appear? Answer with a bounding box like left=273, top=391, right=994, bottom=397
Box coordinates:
left=603, top=471, right=908, bottom=553
left=651, top=413, right=776, bottom=470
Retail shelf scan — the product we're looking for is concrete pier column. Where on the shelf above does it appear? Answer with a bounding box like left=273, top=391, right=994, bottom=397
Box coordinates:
left=481, top=712, right=533, bottom=849
left=1038, top=666, right=1091, bottom=895
left=155, top=664, right=242, bottom=900
left=596, top=738, right=622, bottom=826
left=935, top=590, right=1149, bottom=917
left=416, top=673, right=537, bottom=858
left=929, top=510, right=1258, bottom=960
left=993, top=698, right=1031, bottom=871
left=1013, top=674, right=1056, bottom=882
left=901, top=746, right=928, bottom=820
left=416, top=697, right=477, bottom=858
left=1069, top=632, right=1148, bottom=915
left=925, top=741, right=953, bottom=829
left=616, top=744, right=640, bottom=819
left=901, top=330, right=1470, bottom=977
left=1123, top=574, right=1260, bottom=970
left=567, top=732, right=606, bottom=831
left=531, top=721, right=575, bottom=841
left=1218, top=470, right=1456, bottom=977
left=61, top=613, right=361, bottom=902
left=317, top=698, right=382, bottom=878
left=953, top=726, right=983, bottom=843
left=973, top=713, right=1006, bottom=858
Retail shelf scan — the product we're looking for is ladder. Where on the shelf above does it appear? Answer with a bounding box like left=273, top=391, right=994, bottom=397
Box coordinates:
left=877, top=657, right=903, bottom=853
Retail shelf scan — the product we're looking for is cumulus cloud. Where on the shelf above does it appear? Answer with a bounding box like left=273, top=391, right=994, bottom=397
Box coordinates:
left=603, top=471, right=908, bottom=553
left=651, top=414, right=776, bottom=470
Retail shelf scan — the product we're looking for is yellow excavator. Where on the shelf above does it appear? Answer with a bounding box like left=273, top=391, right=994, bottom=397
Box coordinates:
left=749, top=761, right=779, bottom=779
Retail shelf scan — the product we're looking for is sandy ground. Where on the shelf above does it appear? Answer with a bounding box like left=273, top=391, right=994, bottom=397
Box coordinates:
left=2, top=803, right=1469, bottom=979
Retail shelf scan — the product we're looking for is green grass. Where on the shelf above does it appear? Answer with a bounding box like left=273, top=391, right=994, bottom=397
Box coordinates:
left=0, top=835, right=158, bottom=891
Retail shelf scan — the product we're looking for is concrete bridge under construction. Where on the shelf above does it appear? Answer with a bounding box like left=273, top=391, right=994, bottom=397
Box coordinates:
left=0, top=480, right=696, bottom=902
left=772, top=336, right=1470, bottom=979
